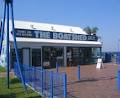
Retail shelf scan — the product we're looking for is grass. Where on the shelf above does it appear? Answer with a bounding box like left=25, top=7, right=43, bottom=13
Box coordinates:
left=0, top=66, right=6, bottom=72
left=0, top=77, right=43, bottom=98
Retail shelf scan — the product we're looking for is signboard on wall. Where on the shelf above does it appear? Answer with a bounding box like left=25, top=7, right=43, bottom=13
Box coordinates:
left=15, top=29, right=98, bottom=41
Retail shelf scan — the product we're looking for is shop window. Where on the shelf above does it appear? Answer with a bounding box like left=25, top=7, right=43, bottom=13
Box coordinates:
left=67, top=47, right=97, bottom=65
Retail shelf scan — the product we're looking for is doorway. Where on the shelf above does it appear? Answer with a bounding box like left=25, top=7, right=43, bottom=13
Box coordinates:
left=43, top=47, right=64, bottom=68
left=32, top=49, right=41, bottom=67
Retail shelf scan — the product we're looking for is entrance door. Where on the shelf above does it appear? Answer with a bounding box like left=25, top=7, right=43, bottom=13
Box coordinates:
left=43, top=47, right=63, bottom=68
left=32, top=49, right=41, bottom=67
left=23, top=48, right=30, bottom=65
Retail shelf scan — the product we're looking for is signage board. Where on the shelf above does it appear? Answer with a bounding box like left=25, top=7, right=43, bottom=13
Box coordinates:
left=96, top=58, right=103, bottom=69
left=15, top=29, right=98, bottom=41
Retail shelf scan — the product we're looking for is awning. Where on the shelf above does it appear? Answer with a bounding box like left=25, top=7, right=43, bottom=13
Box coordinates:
left=10, top=38, right=102, bottom=47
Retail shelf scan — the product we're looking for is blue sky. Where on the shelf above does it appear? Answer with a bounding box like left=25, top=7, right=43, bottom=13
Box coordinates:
left=0, top=0, right=120, bottom=52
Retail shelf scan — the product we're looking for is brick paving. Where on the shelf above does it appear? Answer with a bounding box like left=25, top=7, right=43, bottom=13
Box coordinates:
left=58, top=63, right=120, bottom=98
left=0, top=71, right=14, bottom=78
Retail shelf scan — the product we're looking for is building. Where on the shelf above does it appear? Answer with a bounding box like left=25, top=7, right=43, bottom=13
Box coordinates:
left=0, top=20, right=102, bottom=68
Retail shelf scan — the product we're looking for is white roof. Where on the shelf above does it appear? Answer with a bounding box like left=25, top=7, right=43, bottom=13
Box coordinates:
left=12, top=20, right=87, bottom=34
left=8, top=20, right=102, bottom=47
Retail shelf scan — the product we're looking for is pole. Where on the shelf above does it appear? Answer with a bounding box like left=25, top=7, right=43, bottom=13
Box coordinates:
left=0, top=1, right=6, bottom=55
left=118, top=39, right=120, bottom=52
left=63, top=73, right=67, bottom=98
left=77, top=65, right=80, bottom=81
left=10, top=0, right=27, bottom=91
left=118, top=70, right=120, bottom=91
left=100, top=47, right=102, bottom=58
left=6, top=1, right=10, bottom=89
left=50, top=71, right=53, bottom=98
left=64, top=46, right=67, bottom=67
left=41, top=46, right=42, bottom=67
left=56, top=62, right=59, bottom=72
left=0, top=0, right=27, bottom=90
left=41, top=68, right=44, bottom=94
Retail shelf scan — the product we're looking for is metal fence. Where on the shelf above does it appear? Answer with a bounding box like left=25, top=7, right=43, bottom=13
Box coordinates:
left=116, top=52, right=120, bottom=91
left=14, top=63, right=67, bottom=98
left=116, top=52, right=120, bottom=64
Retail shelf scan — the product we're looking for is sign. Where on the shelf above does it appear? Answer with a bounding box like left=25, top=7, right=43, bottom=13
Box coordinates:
left=96, top=58, right=104, bottom=69
left=15, top=29, right=98, bottom=41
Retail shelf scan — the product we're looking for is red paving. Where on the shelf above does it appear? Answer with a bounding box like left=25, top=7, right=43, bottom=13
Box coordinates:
left=58, top=63, right=120, bottom=98
left=0, top=71, right=14, bottom=78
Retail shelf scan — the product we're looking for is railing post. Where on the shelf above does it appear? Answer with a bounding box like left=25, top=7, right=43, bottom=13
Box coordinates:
left=50, top=71, right=53, bottom=98
left=32, top=67, right=34, bottom=87
left=56, top=62, right=59, bottom=72
left=41, top=67, right=44, bottom=95
left=28, top=65, right=30, bottom=84
left=63, top=73, right=67, bottom=98
left=77, top=64, right=80, bottom=81
left=118, top=68, right=120, bottom=91
left=23, top=65, right=25, bottom=83
left=34, top=66, right=36, bottom=89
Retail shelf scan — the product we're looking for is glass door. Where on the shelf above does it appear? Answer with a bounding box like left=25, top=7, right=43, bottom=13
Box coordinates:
left=32, top=49, right=41, bottom=67
left=43, top=47, right=64, bottom=68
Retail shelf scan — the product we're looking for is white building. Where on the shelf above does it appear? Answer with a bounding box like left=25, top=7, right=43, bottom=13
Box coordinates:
left=0, top=20, right=102, bottom=68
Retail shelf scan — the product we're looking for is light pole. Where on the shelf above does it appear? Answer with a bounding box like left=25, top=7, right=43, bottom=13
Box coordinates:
left=118, top=39, right=120, bottom=52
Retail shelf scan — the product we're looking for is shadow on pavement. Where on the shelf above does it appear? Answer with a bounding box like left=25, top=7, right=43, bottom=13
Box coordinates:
left=68, top=76, right=117, bottom=85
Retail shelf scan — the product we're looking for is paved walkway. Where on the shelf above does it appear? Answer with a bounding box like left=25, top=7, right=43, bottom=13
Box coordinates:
left=57, top=63, right=120, bottom=98
left=0, top=71, right=14, bottom=78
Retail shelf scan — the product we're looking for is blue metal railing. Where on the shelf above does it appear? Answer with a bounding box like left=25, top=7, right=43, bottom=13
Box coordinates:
left=116, top=52, right=120, bottom=91
left=118, top=70, right=120, bottom=91
left=14, top=63, right=67, bottom=98
left=116, top=52, right=120, bottom=64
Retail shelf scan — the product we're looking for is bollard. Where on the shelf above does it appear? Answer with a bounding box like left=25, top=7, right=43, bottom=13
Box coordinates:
left=63, top=73, right=67, bottom=98
left=56, top=62, right=59, bottom=72
left=50, top=71, right=53, bottom=98
left=118, top=70, right=120, bottom=91
left=77, top=65, right=80, bottom=81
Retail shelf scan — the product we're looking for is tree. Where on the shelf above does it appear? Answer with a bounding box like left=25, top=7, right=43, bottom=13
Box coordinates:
left=92, top=27, right=99, bottom=35
left=83, top=26, right=92, bottom=35
left=83, top=26, right=99, bottom=35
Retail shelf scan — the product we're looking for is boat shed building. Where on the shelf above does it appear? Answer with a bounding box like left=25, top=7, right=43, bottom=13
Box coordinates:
left=1, top=20, right=102, bottom=68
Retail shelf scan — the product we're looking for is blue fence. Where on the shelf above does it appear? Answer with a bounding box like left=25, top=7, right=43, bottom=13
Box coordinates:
left=14, top=63, right=67, bottom=98
left=116, top=52, right=120, bottom=64
left=116, top=52, right=120, bottom=91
